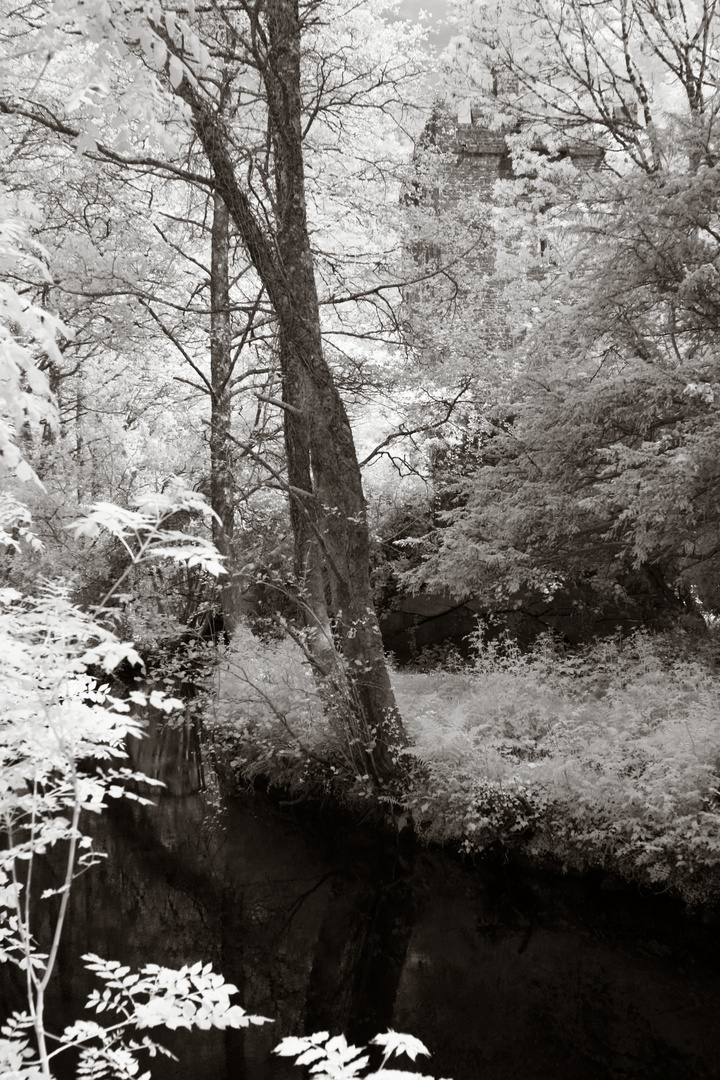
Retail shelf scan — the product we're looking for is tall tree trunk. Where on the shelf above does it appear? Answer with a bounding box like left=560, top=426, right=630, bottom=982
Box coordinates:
left=283, top=377, right=337, bottom=674
left=172, top=0, right=406, bottom=783
left=263, top=0, right=406, bottom=781
left=209, top=191, right=238, bottom=632
left=169, top=0, right=405, bottom=781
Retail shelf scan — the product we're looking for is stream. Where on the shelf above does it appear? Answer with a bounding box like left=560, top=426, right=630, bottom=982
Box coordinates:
left=6, top=716, right=720, bottom=1080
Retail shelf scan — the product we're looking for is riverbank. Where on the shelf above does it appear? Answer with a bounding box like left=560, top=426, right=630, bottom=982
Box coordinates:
left=203, top=624, right=720, bottom=909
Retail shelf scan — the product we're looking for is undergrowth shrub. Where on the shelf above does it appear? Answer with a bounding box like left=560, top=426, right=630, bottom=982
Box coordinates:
left=395, top=629, right=720, bottom=906
left=206, top=623, right=362, bottom=798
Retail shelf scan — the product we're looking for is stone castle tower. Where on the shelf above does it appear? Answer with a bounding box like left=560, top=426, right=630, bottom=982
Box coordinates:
left=452, top=103, right=604, bottom=189
left=406, top=101, right=605, bottom=343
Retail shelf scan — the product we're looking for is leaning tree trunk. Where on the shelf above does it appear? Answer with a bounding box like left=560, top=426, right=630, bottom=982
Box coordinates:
left=170, top=0, right=406, bottom=783
left=263, top=0, right=406, bottom=782
left=283, top=373, right=337, bottom=676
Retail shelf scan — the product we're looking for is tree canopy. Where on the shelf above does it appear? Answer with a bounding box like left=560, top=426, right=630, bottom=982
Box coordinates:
left=397, top=0, right=720, bottom=632
left=0, top=0, right=435, bottom=780
left=3, top=0, right=720, bottom=690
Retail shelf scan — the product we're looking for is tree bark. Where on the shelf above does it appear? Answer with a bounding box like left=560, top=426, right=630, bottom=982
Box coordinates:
left=209, top=191, right=238, bottom=631
left=171, top=0, right=406, bottom=782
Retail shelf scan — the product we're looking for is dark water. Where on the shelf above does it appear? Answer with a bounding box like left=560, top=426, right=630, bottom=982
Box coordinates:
left=7, top=718, right=720, bottom=1080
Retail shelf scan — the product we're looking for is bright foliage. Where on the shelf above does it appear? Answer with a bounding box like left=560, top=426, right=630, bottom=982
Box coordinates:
left=398, top=629, right=720, bottom=905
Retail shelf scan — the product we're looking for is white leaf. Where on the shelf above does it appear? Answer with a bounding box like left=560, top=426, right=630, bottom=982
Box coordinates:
left=153, top=39, right=167, bottom=69
left=169, top=55, right=184, bottom=88
left=371, top=1032, right=430, bottom=1062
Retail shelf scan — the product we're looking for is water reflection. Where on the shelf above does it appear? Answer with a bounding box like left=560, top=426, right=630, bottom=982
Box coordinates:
left=21, top=717, right=720, bottom=1079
